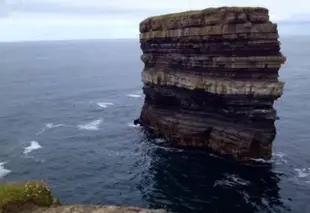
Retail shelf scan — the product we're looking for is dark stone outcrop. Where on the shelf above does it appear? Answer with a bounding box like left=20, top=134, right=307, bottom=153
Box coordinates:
left=137, top=7, right=286, bottom=161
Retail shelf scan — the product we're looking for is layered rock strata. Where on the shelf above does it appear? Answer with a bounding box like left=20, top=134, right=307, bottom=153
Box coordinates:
left=138, top=7, right=286, bottom=161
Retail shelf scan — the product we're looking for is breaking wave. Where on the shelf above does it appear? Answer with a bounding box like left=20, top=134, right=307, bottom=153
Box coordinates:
left=294, top=168, right=310, bottom=178
left=251, top=152, right=288, bottom=165
left=0, top=162, right=11, bottom=179
left=127, top=122, right=140, bottom=128
left=97, top=102, right=114, bottom=108
left=36, top=123, right=65, bottom=135
left=77, top=119, right=102, bottom=131
left=214, top=174, right=250, bottom=188
left=272, top=152, right=288, bottom=165
left=23, top=141, right=42, bottom=155
left=127, top=94, right=142, bottom=98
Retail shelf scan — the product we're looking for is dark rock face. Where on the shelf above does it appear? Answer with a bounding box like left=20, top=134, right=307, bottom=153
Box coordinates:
left=138, top=7, right=286, bottom=161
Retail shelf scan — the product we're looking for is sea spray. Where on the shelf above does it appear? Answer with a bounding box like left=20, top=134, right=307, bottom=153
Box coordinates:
left=23, top=141, right=42, bottom=155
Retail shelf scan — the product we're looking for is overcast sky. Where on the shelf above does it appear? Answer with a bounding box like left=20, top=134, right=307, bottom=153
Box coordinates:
left=0, top=0, right=310, bottom=41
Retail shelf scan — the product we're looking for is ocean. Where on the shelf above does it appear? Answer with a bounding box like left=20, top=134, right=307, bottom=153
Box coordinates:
left=0, top=37, right=309, bottom=213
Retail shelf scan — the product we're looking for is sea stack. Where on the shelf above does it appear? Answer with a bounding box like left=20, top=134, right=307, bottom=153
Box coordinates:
left=138, top=7, right=286, bottom=161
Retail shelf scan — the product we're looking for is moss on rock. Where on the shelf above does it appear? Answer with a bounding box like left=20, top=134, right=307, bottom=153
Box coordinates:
left=0, top=181, right=54, bottom=213
left=144, top=7, right=268, bottom=21
left=139, top=6, right=271, bottom=33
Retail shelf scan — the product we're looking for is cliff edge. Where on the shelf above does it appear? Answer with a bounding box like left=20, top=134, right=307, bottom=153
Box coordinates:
left=0, top=182, right=165, bottom=213
left=138, top=7, right=286, bottom=161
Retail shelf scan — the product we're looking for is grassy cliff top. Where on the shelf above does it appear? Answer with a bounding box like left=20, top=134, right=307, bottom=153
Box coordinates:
left=0, top=182, right=166, bottom=213
left=142, top=6, right=268, bottom=22
left=0, top=181, right=55, bottom=213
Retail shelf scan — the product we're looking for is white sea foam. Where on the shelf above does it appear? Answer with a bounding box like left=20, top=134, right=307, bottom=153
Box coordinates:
left=78, top=119, right=102, bottom=131
left=227, top=174, right=249, bottom=186
left=155, top=138, right=166, bottom=144
left=36, top=123, right=65, bottom=135
left=272, top=152, right=288, bottom=165
left=155, top=145, right=183, bottom=153
left=251, top=152, right=287, bottom=165
left=208, top=153, right=222, bottom=159
left=45, top=123, right=65, bottom=129
left=214, top=174, right=250, bottom=187
left=250, top=158, right=272, bottom=163
left=97, top=102, right=114, bottom=108
left=127, top=122, right=140, bottom=128
left=127, top=94, right=141, bottom=98
left=0, top=162, right=11, bottom=179
left=294, top=168, right=310, bottom=178
left=273, top=152, right=286, bottom=158
left=23, top=141, right=42, bottom=155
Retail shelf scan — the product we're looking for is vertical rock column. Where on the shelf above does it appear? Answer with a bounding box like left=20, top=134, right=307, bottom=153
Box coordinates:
left=138, top=7, right=286, bottom=161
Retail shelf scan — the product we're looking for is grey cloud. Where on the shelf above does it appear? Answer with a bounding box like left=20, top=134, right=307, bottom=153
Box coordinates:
left=7, top=1, right=171, bottom=17
left=0, top=10, right=8, bottom=18
left=278, top=13, right=310, bottom=23
left=0, top=0, right=8, bottom=17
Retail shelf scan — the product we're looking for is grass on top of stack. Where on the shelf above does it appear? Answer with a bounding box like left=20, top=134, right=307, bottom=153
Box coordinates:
left=139, top=6, right=271, bottom=33
left=145, top=7, right=268, bottom=21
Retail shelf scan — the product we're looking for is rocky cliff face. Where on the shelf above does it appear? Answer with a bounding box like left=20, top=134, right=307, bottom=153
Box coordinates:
left=138, top=7, right=286, bottom=161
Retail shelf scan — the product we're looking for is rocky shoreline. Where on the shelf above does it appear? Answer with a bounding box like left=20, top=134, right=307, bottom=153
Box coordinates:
left=0, top=182, right=166, bottom=213
left=17, top=206, right=166, bottom=213
left=138, top=7, right=286, bottom=161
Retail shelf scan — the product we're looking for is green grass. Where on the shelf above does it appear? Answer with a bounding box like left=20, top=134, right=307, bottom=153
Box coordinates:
left=142, top=6, right=268, bottom=22
left=0, top=181, right=54, bottom=213
left=147, top=10, right=201, bottom=20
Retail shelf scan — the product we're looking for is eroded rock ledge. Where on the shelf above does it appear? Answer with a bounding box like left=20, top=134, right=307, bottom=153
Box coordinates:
left=138, top=7, right=286, bottom=161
